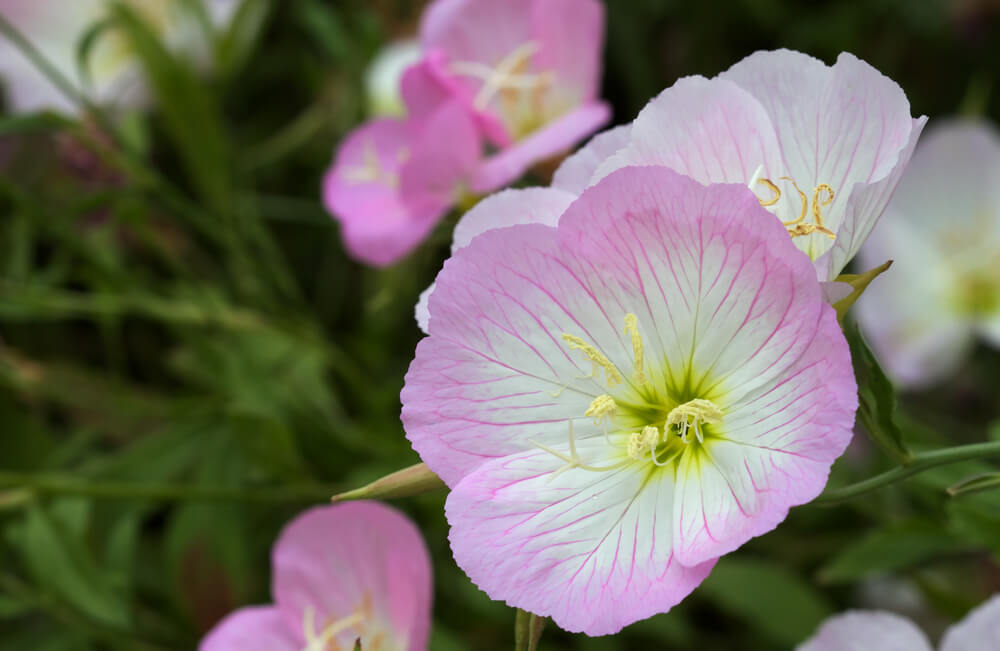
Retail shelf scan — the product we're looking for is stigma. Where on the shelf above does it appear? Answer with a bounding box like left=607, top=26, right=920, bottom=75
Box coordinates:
left=666, top=398, right=724, bottom=444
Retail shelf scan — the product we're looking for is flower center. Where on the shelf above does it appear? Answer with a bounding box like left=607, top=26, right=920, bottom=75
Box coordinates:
left=301, top=597, right=396, bottom=651
left=749, top=168, right=837, bottom=243
left=534, top=314, right=725, bottom=477
left=341, top=140, right=409, bottom=189
left=450, top=42, right=557, bottom=139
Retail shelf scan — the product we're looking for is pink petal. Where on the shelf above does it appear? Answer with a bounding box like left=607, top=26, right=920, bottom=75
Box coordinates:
left=445, top=439, right=716, bottom=636
left=199, top=606, right=300, bottom=651
left=796, top=611, right=933, bottom=651
left=552, top=125, right=630, bottom=195
left=399, top=52, right=459, bottom=120
left=415, top=186, right=576, bottom=333
left=323, top=101, right=479, bottom=267
left=530, top=0, right=605, bottom=103
left=472, top=101, right=611, bottom=193
left=941, top=594, right=1000, bottom=651
left=272, top=502, right=433, bottom=651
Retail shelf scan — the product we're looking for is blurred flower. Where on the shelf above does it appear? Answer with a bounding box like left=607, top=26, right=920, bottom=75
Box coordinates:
left=200, top=501, right=433, bottom=651
left=419, top=0, right=610, bottom=190
left=855, top=120, right=1000, bottom=388
left=797, top=593, right=1000, bottom=650
left=365, top=39, right=422, bottom=118
left=401, top=166, right=857, bottom=634
left=324, top=0, right=609, bottom=267
left=0, top=0, right=239, bottom=113
left=580, top=49, right=926, bottom=282
left=323, top=99, right=481, bottom=266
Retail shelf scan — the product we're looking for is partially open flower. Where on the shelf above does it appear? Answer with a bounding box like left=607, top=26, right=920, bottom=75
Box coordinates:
left=402, top=166, right=857, bottom=634
left=0, top=0, right=238, bottom=113
left=200, top=501, right=433, bottom=651
left=855, top=120, right=1000, bottom=387
left=798, top=593, right=1000, bottom=650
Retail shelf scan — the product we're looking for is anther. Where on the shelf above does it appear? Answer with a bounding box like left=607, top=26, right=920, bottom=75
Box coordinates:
left=623, top=313, right=647, bottom=385
left=562, top=333, right=623, bottom=387
left=666, top=399, right=723, bottom=444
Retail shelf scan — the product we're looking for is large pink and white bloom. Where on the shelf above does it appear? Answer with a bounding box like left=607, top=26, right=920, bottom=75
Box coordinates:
left=200, top=501, right=433, bottom=651
left=0, top=0, right=238, bottom=113
left=855, top=120, right=1000, bottom=388
left=568, top=49, right=927, bottom=282
left=798, top=594, right=1000, bottom=650
left=420, top=0, right=610, bottom=191
left=402, top=166, right=857, bottom=635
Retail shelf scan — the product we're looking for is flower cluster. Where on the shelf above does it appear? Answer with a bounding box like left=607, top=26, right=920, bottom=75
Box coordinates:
left=322, top=0, right=609, bottom=266
left=402, top=49, right=925, bottom=635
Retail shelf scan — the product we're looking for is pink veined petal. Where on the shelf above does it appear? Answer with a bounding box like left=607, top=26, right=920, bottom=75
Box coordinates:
left=940, top=594, right=1000, bottom=651
left=795, top=611, right=934, bottom=651
left=415, top=186, right=577, bottom=334
left=272, top=502, right=433, bottom=651
left=551, top=124, right=631, bottom=195
left=530, top=0, right=605, bottom=103
left=471, top=101, right=611, bottom=193
left=445, top=438, right=716, bottom=636
left=594, top=75, right=783, bottom=188
left=722, top=50, right=922, bottom=269
left=820, top=281, right=852, bottom=304
left=199, top=606, right=300, bottom=651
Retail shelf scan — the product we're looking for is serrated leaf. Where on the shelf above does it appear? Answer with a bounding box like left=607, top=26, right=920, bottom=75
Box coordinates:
left=700, top=558, right=832, bottom=645
left=818, top=519, right=968, bottom=583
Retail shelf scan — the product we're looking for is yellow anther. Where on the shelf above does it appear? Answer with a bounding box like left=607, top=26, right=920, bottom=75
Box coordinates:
left=666, top=398, right=724, bottom=444
left=755, top=178, right=781, bottom=207
left=623, top=313, right=647, bottom=385
left=585, top=394, right=617, bottom=425
left=812, top=183, right=835, bottom=227
left=754, top=176, right=837, bottom=241
left=562, top=333, right=623, bottom=387
left=626, top=425, right=661, bottom=461
left=779, top=176, right=809, bottom=226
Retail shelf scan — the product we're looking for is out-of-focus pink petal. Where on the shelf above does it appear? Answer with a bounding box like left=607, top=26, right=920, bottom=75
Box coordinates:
left=272, top=502, right=433, bottom=651
left=551, top=124, right=630, bottom=195
left=722, top=50, right=923, bottom=268
left=399, top=52, right=457, bottom=119
left=199, top=606, right=300, bottom=651
left=796, top=611, right=933, bottom=651
left=414, top=186, right=575, bottom=334
left=941, top=594, right=1000, bottom=651
left=323, top=101, right=479, bottom=266
left=530, top=0, right=605, bottom=102
left=472, top=101, right=611, bottom=193
left=445, top=440, right=716, bottom=636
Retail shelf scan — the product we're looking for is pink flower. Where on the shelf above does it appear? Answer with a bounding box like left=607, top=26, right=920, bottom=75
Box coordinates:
left=798, top=594, right=1000, bottom=650
left=199, top=501, right=433, bottom=651
left=572, top=50, right=925, bottom=282
left=0, top=0, right=239, bottom=113
left=855, top=120, right=1000, bottom=388
left=401, top=166, right=857, bottom=634
left=322, top=99, right=481, bottom=267
left=420, top=0, right=610, bottom=191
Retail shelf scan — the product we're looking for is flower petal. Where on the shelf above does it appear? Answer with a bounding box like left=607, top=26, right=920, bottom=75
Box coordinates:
left=272, top=502, right=433, bottom=651
left=530, top=0, right=605, bottom=103
left=199, top=606, right=299, bottom=651
left=552, top=125, right=631, bottom=195
left=796, top=611, right=933, bottom=651
left=446, top=439, right=716, bottom=636
left=941, top=594, right=1000, bottom=651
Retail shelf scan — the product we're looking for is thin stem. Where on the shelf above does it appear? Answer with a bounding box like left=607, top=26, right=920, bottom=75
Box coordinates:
left=0, top=472, right=339, bottom=503
left=814, top=440, right=1000, bottom=505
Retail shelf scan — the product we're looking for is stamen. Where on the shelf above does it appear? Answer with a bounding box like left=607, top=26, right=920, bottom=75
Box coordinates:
left=755, top=178, right=781, bottom=207
left=532, top=420, right=631, bottom=481
left=451, top=42, right=549, bottom=110
left=779, top=176, right=809, bottom=226
left=585, top=394, right=617, bottom=424
left=302, top=603, right=368, bottom=651
left=562, top=333, right=623, bottom=387
left=341, top=140, right=401, bottom=189
left=623, top=313, right=647, bottom=385
left=666, top=398, right=723, bottom=445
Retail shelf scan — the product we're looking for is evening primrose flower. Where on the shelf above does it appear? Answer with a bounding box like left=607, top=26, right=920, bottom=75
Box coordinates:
left=401, top=166, right=857, bottom=634
left=420, top=0, right=610, bottom=190
left=0, top=0, right=238, bottom=113
left=798, top=594, right=1000, bottom=650
left=586, top=49, right=926, bottom=282
left=200, top=501, right=433, bottom=651
left=855, top=120, right=1000, bottom=388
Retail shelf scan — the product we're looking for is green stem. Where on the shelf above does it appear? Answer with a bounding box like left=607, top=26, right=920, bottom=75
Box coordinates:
left=0, top=472, right=339, bottom=503
left=815, top=440, right=1000, bottom=505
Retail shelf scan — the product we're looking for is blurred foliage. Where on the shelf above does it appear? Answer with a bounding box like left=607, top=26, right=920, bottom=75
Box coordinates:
left=0, top=0, right=999, bottom=649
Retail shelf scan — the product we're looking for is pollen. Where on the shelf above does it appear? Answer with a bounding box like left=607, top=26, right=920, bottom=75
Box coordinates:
left=562, top=333, right=623, bottom=387
left=666, top=398, right=724, bottom=444
left=754, top=176, right=836, bottom=240
left=585, top=394, right=617, bottom=425
left=627, top=425, right=661, bottom=461
left=624, top=313, right=648, bottom=385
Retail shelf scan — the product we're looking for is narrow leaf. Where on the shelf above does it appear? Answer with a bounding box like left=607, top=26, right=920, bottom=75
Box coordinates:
left=947, top=472, right=1000, bottom=498
left=833, top=260, right=892, bottom=323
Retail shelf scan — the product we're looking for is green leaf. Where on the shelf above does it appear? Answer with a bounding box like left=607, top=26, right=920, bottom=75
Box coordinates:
left=846, top=323, right=912, bottom=464
left=217, top=0, right=272, bottom=79
left=700, top=557, right=832, bottom=646
left=947, top=472, right=1000, bottom=498
left=514, top=609, right=547, bottom=651
left=818, top=519, right=969, bottom=583
left=833, top=260, right=892, bottom=323
left=0, top=112, right=70, bottom=136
